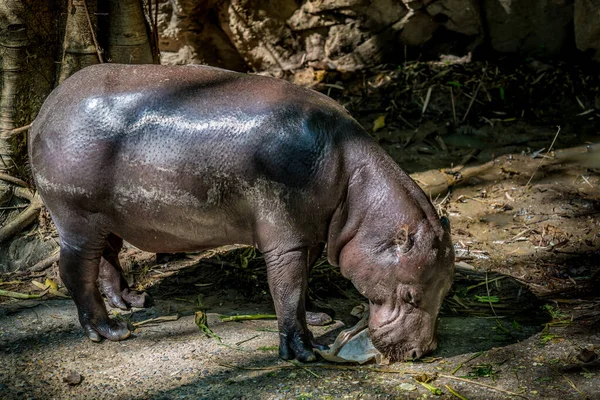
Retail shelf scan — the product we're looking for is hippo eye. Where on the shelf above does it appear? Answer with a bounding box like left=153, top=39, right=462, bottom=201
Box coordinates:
left=403, top=290, right=418, bottom=307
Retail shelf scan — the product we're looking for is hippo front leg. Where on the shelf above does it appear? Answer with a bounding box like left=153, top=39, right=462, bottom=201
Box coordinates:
left=264, top=248, right=316, bottom=362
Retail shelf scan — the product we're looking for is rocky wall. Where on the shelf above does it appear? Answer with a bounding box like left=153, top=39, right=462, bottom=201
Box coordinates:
left=157, top=0, right=600, bottom=72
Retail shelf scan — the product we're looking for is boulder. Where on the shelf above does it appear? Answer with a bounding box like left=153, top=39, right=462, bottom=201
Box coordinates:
left=483, top=0, right=574, bottom=56
left=574, top=0, right=600, bottom=61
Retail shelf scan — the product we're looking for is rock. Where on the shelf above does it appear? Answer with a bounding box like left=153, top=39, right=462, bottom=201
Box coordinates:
left=0, top=233, right=58, bottom=272
left=574, top=0, right=600, bottom=62
left=154, top=0, right=600, bottom=74
left=399, top=10, right=438, bottom=47
left=63, top=371, right=83, bottom=386
left=483, top=0, right=574, bottom=56
left=425, top=0, right=481, bottom=36
left=157, top=0, right=246, bottom=70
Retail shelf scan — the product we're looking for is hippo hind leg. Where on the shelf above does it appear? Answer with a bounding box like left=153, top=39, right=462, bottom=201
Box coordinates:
left=99, top=234, right=152, bottom=310
left=58, top=226, right=130, bottom=342
left=306, top=243, right=334, bottom=327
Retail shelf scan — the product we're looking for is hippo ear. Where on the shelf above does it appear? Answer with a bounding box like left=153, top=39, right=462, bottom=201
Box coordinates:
left=440, top=216, right=451, bottom=232
left=394, top=226, right=413, bottom=254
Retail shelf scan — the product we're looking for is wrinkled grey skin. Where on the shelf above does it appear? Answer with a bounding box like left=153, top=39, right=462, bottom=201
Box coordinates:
left=29, top=64, right=454, bottom=362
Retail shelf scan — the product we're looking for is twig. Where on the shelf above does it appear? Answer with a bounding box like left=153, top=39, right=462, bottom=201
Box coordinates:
left=287, top=360, right=321, bottom=378
left=0, top=281, right=23, bottom=287
left=30, top=251, right=60, bottom=272
left=132, top=314, right=179, bottom=327
left=0, top=123, right=31, bottom=139
left=450, top=87, right=457, bottom=127
left=466, top=276, right=508, bottom=292
left=81, top=0, right=103, bottom=63
left=0, top=172, right=29, bottom=188
left=452, top=351, right=484, bottom=375
left=462, top=78, right=483, bottom=123
left=422, top=86, right=433, bottom=116
left=485, top=273, right=498, bottom=318
left=0, top=205, right=27, bottom=210
left=507, top=228, right=531, bottom=243
left=553, top=368, right=588, bottom=399
left=439, top=374, right=529, bottom=399
left=526, top=126, right=561, bottom=187
left=235, top=334, right=260, bottom=346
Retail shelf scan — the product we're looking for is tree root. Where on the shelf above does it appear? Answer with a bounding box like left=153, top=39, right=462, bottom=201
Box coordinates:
left=30, top=251, right=60, bottom=272
left=0, top=191, right=42, bottom=244
left=0, top=172, right=29, bottom=188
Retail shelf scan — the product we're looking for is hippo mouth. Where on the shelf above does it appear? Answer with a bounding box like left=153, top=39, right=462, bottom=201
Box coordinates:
left=370, top=335, right=427, bottom=361
left=369, top=304, right=436, bottom=361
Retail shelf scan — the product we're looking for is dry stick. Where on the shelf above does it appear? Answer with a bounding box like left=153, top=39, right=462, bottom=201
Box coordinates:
left=450, top=87, right=457, bottom=127
left=461, top=79, right=483, bottom=123
left=422, top=86, right=433, bottom=116
left=551, top=368, right=588, bottom=399
left=526, top=126, right=561, bottom=187
left=81, top=0, right=103, bottom=63
left=439, top=374, right=530, bottom=399
left=0, top=123, right=31, bottom=139
left=0, top=172, right=29, bottom=188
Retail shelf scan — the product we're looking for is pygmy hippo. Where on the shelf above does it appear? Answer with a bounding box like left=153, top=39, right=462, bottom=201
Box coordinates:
left=29, top=64, right=454, bottom=362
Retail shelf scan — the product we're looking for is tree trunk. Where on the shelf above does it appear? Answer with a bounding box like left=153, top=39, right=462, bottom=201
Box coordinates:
left=105, top=0, right=153, bottom=64
left=59, top=0, right=101, bottom=83
left=0, top=0, right=157, bottom=266
left=0, top=0, right=29, bottom=173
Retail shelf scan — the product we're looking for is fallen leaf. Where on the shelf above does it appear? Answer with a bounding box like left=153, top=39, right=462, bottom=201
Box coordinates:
left=372, top=115, right=386, bottom=132
left=31, top=280, right=48, bottom=290
left=48, top=288, right=70, bottom=298
left=399, top=382, right=417, bottom=391
left=45, top=278, right=58, bottom=291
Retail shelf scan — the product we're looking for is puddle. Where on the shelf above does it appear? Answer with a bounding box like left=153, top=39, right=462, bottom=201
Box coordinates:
left=435, top=267, right=549, bottom=358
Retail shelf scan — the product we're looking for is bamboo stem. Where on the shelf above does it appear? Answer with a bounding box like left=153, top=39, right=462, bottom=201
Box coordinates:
left=220, top=314, right=277, bottom=322
left=0, top=289, right=42, bottom=299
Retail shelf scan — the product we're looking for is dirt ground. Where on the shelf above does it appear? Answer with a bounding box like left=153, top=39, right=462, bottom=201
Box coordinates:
left=1, top=61, right=600, bottom=399
left=1, top=142, right=599, bottom=400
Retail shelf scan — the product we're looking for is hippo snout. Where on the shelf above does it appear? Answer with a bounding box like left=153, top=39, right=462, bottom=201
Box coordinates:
left=371, top=330, right=436, bottom=361
left=368, top=304, right=439, bottom=361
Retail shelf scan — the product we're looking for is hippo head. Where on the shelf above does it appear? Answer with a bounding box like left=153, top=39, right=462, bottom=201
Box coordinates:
left=338, top=215, right=454, bottom=361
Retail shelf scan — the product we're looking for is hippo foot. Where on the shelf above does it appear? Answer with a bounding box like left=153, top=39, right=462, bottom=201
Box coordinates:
left=306, top=311, right=333, bottom=326
left=279, top=331, right=317, bottom=362
left=80, top=316, right=131, bottom=342
left=104, top=288, right=152, bottom=311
